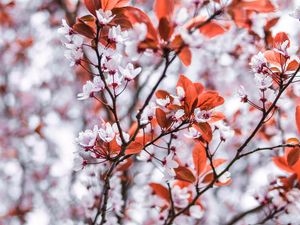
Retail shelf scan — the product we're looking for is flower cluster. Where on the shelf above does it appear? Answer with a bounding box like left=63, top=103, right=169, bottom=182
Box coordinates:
left=154, top=75, right=225, bottom=143
left=58, top=19, right=84, bottom=67
left=74, top=121, right=132, bottom=170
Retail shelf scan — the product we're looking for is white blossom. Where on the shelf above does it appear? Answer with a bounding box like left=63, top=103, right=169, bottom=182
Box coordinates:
left=171, top=186, right=190, bottom=208
left=156, top=97, right=170, bottom=108
left=65, top=35, right=84, bottom=50
left=137, top=146, right=154, bottom=161
left=108, top=25, right=127, bottom=43
left=274, top=40, right=290, bottom=56
left=194, top=108, right=211, bottom=123
left=76, top=125, right=98, bottom=147
left=93, top=76, right=105, bottom=92
left=162, top=153, right=179, bottom=179
left=214, top=121, right=234, bottom=141
left=254, top=73, right=273, bottom=89
left=140, top=102, right=156, bottom=125
left=96, top=9, right=115, bottom=25
left=128, top=23, right=147, bottom=42
left=112, top=123, right=130, bottom=146
left=174, top=109, right=185, bottom=120
left=125, top=23, right=148, bottom=60
left=176, top=87, right=185, bottom=100
left=58, top=19, right=73, bottom=41
left=250, top=52, right=267, bottom=73
left=64, top=48, right=83, bottom=67
left=237, top=85, right=247, bottom=99
left=98, top=122, right=115, bottom=142
left=172, top=87, right=185, bottom=105
left=118, top=63, right=141, bottom=81
left=106, top=73, right=124, bottom=88
left=77, top=81, right=94, bottom=100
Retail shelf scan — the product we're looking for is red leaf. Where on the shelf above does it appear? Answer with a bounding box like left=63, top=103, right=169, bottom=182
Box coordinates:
left=193, top=122, right=212, bottom=143
left=155, top=90, right=170, bottom=99
left=199, top=21, right=228, bottom=38
left=197, top=91, right=224, bottom=110
left=192, top=143, right=207, bottom=176
left=210, top=112, right=225, bottom=123
left=149, top=183, right=170, bottom=202
left=113, top=7, right=158, bottom=43
left=177, top=74, right=194, bottom=91
left=114, top=0, right=129, bottom=8
left=238, top=0, right=275, bottom=13
left=175, top=166, right=196, bottom=183
left=179, top=47, right=192, bottom=66
left=128, top=122, right=138, bottom=136
left=212, top=159, right=227, bottom=168
left=194, top=83, right=205, bottom=95
left=286, top=60, right=299, bottom=72
left=202, top=172, right=214, bottom=183
left=264, top=50, right=282, bottom=67
left=272, top=156, right=294, bottom=173
left=296, top=105, right=300, bottom=134
left=101, top=0, right=129, bottom=11
left=170, top=35, right=183, bottom=50
left=154, top=0, right=174, bottom=20
left=273, top=32, right=290, bottom=49
left=158, top=17, right=173, bottom=41
left=125, top=141, right=143, bottom=155
left=83, top=0, right=100, bottom=15
left=117, top=158, right=133, bottom=171
left=176, top=75, right=198, bottom=111
left=185, top=16, right=229, bottom=39
left=204, top=158, right=227, bottom=174
left=287, top=148, right=300, bottom=167
left=73, top=22, right=95, bottom=39
left=156, top=108, right=169, bottom=129
left=265, top=17, right=280, bottom=31
left=228, top=0, right=275, bottom=28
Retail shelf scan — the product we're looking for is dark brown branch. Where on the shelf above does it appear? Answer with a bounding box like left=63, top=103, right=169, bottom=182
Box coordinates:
left=255, top=206, right=285, bottom=225
left=94, top=24, right=126, bottom=145
left=225, top=204, right=265, bottom=225
left=238, top=143, right=300, bottom=158
left=93, top=162, right=117, bottom=225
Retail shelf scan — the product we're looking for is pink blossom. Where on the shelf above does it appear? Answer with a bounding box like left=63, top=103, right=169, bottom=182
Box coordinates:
left=171, top=186, right=190, bottom=208
left=194, top=108, right=212, bottom=123
left=76, top=125, right=98, bottom=147
left=98, top=122, right=115, bottom=142
left=58, top=19, right=73, bottom=41
left=118, top=63, right=141, bottom=81
left=250, top=52, right=267, bottom=73
left=96, top=9, right=115, bottom=25
left=162, top=153, right=179, bottom=179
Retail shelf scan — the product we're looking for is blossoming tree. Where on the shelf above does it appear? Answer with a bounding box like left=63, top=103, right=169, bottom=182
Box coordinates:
left=2, top=0, right=300, bottom=224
